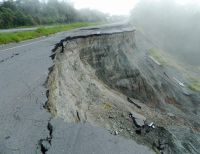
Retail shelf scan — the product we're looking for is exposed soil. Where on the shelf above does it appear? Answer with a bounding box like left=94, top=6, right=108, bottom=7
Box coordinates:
left=46, top=28, right=200, bottom=154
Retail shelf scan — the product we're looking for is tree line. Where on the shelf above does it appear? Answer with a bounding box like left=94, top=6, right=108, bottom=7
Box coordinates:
left=0, top=0, right=107, bottom=29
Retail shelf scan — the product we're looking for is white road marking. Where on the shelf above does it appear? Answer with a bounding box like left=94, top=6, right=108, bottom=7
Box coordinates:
left=0, top=37, right=51, bottom=52
left=149, top=55, right=161, bottom=66
left=173, top=77, right=185, bottom=87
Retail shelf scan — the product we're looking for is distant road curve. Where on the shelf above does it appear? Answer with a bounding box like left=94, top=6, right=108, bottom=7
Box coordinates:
left=0, top=25, right=55, bottom=33
left=0, top=27, right=37, bottom=33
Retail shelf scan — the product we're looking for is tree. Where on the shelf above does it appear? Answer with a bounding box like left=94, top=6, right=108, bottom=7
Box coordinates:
left=0, top=0, right=107, bottom=28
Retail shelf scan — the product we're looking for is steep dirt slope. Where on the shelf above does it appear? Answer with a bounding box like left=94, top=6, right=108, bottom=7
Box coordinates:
left=47, top=25, right=200, bottom=154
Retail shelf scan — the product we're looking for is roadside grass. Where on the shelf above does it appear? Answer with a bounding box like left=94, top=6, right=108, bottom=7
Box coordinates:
left=148, top=48, right=167, bottom=65
left=148, top=48, right=200, bottom=92
left=148, top=48, right=186, bottom=70
left=0, top=22, right=98, bottom=44
left=187, top=78, right=200, bottom=92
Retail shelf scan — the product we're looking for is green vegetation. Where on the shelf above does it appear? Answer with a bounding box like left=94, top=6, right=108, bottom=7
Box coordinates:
left=0, top=0, right=106, bottom=29
left=188, top=78, right=200, bottom=92
left=148, top=48, right=200, bottom=92
left=0, top=0, right=106, bottom=44
left=0, top=22, right=97, bottom=44
left=148, top=48, right=167, bottom=65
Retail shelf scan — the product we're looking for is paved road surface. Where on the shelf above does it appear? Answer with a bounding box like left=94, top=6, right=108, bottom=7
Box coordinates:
left=0, top=25, right=56, bottom=33
left=0, top=25, right=154, bottom=154
left=0, top=27, right=38, bottom=33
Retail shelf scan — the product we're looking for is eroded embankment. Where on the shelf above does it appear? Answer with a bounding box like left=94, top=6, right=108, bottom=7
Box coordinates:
left=46, top=29, right=200, bottom=154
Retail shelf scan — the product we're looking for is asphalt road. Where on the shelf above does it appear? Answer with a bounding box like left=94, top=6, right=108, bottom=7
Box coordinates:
left=0, top=25, right=154, bottom=154
left=0, top=25, right=55, bottom=33
left=0, top=27, right=38, bottom=33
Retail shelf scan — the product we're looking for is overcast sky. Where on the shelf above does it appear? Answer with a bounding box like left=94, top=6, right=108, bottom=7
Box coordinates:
left=70, top=0, right=200, bottom=15
left=70, top=0, right=137, bottom=15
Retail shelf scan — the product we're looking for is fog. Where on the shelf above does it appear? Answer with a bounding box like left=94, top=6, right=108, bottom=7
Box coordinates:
left=130, top=0, right=200, bottom=66
left=71, top=0, right=136, bottom=15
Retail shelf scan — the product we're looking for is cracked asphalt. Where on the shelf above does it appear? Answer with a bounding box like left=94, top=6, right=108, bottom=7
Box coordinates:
left=0, top=24, right=154, bottom=154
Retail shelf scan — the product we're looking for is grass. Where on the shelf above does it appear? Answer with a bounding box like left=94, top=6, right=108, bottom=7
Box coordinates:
left=188, top=78, right=200, bottom=92
left=148, top=48, right=184, bottom=69
left=148, top=48, right=167, bottom=65
left=148, top=48, right=200, bottom=92
left=0, top=22, right=98, bottom=44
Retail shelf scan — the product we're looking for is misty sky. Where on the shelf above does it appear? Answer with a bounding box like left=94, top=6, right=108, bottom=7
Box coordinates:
left=70, top=0, right=200, bottom=15
left=70, top=0, right=136, bottom=15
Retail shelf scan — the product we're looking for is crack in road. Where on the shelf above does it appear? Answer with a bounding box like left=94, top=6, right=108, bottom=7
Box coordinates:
left=38, top=118, right=53, bottom=154
left=0, top=24, right=163, bottom=154
left=0, top=53, right=19, bottom=64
